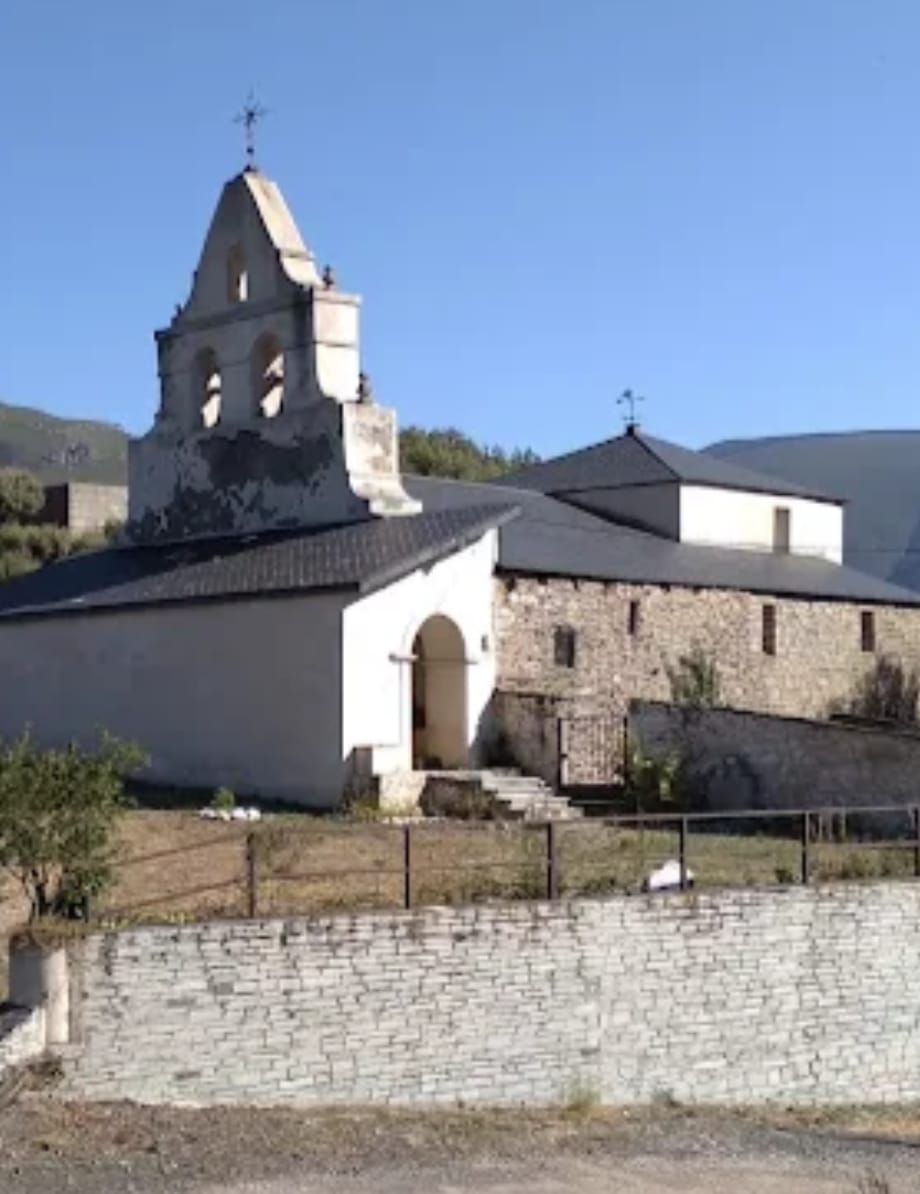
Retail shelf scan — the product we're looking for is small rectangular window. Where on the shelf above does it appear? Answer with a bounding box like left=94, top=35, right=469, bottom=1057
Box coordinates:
left=773, top=507, right=791, bottom=553
left=554, top=625, right=577, bottom=668
left=762, top=604, right=777, bottom=656
left=628, top=599, right=641, bottom=636
left=861, top=610, right=876, bottom=653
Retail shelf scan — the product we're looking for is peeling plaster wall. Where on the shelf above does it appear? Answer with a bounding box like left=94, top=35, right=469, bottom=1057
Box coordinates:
left=128, top=402, right=417, bottom=543
left=0, top=596, right=346, bottom=806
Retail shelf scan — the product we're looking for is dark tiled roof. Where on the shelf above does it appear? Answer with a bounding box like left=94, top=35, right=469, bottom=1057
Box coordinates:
left=406, top=475, right=920, bottom=607
left=707, top=431, right=920, bottom=591
left=0, top=504, right=516, bottom=620
left=498, top=429, right=842, bottom=503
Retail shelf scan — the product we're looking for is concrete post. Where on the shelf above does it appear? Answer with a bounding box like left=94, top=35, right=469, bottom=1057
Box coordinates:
left=8, top=945, right=69, bottom=1046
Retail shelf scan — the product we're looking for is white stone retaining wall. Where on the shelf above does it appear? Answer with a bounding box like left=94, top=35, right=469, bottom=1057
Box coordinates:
left=0, top=1006, right=45, bottom=1075
left=60, top=884, right=920, bottom=1106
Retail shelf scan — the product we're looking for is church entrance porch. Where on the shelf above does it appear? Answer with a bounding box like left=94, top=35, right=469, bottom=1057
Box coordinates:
left=411, top=614, right=468, bottom=769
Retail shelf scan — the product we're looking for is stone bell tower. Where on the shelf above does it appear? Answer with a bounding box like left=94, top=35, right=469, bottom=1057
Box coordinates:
left=127, top=168, right=419, bottom=543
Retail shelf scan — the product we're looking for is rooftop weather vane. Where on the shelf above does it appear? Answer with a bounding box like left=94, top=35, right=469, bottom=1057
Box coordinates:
left=617, top=388, right=645, bottom=430
left=234, top=92, right=268, bottom=169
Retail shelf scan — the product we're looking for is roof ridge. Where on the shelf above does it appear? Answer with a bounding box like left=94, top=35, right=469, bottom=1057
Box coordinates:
left=629, top=429, right=682, bottom=481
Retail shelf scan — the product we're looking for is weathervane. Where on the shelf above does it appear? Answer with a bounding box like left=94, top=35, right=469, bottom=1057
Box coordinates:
left=234, top=92, right=268, bottom=169
left=617, top=387, right=645, bottom=431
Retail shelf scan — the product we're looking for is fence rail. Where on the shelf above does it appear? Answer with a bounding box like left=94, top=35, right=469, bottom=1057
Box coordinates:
left=93, top=803, right=920, bottom=926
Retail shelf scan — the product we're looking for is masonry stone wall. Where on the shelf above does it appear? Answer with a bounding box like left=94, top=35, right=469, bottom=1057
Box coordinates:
left=494, top=576, right=920, bottom=783
left=41, top=483, right=127, bottom=533
left=0, top=1006, right=45, bottom=1076
left=633, top=700, right=920, bottom=813
left=60, top=884, right=920, bottom=1107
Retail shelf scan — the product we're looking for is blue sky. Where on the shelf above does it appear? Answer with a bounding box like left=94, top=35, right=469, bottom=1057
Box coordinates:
left=3, top=0, right=920, bottom=455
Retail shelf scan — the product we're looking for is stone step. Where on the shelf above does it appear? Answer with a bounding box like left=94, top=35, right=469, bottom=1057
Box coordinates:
left=489, top=792, right=584, bottom=822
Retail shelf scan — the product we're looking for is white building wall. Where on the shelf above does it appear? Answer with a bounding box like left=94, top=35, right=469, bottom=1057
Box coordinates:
left=341, top=531, right=499, bottom=776
left=0, top=596, right=345, bottom=808
left=680, top=485, right=844, bottom=563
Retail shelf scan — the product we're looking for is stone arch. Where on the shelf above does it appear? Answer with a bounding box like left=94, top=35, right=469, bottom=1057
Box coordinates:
left=227, top=244, right=248, bottom=303
left=410, top=614, right=468, bottom=769
left=194, top=347, right=222, bottom=428
left=250, top=332, right=285, bottom=419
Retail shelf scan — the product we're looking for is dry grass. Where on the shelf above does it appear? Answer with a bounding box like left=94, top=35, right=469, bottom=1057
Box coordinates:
left=0, top=806, right=916, bottom=997
left=94, top=809, right=920, bottom=926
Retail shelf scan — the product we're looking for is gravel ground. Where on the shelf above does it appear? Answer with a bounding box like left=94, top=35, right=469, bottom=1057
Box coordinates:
left=0, top=1096, right=919, bottom=1193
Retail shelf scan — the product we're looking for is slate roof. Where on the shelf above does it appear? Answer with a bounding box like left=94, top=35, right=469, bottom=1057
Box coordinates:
left=707, top=431, right=920, bottom=592
left=0, top=504, right=516, bottom=620
left=498, top=428, right=842, bottom=503
left=405, top=475, right=920, bottom=607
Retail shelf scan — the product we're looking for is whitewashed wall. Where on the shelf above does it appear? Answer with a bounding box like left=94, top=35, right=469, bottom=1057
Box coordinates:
left=680, top=485, right=843, bottom=562
left=341, top=530, right=499, bottom=776
left=0, top=595, right=344, bottom=807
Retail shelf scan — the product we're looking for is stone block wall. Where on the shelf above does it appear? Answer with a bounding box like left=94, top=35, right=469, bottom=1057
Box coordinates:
left=60, top=884, right=920, bottom=1106
left=632, top=700, right=920, bottom=813
left=494, top=575, right=920, bottom=782
left=0, top=1006, right=45, bottom=1076
left=41, top=483, right=127, bottom=534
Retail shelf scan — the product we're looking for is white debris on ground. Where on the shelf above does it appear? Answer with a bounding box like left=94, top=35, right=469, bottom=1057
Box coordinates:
left=198, top=807, right=262, bottom=822
left=644, top=858, right=694, bottom=892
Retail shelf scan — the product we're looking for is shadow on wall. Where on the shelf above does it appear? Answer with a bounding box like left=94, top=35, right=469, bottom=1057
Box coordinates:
left=630, top=699, right=920, bottom=817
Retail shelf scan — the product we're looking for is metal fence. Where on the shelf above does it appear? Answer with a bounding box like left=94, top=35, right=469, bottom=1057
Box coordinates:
left=95, top=803, right=920, bottom=926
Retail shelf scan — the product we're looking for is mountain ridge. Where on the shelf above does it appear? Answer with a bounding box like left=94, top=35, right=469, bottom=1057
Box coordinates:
left=0, top=399, right=128, bottom=484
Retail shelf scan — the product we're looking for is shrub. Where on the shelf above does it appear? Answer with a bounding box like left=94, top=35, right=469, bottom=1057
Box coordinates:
left=210, top=786, right=236, bottom=813
left=665, top=645, right=721, bottom=709
left=0, top=732, right=145, bottom=921
left=0, top=468, right=44, bottom=524
left=839, top=655, right=920, bottom=726
left=625, top=747, right=687, bottom=808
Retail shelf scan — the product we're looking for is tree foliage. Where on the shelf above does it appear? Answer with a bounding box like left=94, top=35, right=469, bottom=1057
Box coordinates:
left=399, top=426, right=539, bottom=482
left=0, top=467, right=44, bottom=524
left=0, top=466, right=105, bottom=583
left=0, top=733, right=144, bottom=921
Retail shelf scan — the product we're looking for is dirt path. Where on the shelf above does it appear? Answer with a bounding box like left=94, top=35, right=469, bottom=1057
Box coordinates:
left=199, top=1157, right=912, bottom=1194
left=1, top=1097, right=919, bottom=1193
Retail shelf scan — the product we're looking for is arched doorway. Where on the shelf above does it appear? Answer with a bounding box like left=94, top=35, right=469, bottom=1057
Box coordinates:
left=411, top=615, right=467, bottom=769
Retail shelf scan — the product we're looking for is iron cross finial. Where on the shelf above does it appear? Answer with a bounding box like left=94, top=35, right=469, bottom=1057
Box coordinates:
left=617, top=387, right=645, bottom=431
left=234, top=92, right=268, bottom=170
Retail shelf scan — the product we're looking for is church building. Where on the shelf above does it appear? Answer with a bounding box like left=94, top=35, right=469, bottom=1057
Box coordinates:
left=1, top=167, right=919, bottom=806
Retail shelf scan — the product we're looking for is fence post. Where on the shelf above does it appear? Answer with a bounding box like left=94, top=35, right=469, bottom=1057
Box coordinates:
left=245, top=832, right=257, bottom=918
left=913, top=807, right=920, bottom=880
left=545, top=821, right=559, bottom=900
left=403, top=824, right=412, bottom=910
left=800, top=812, right=810, bottom=886
left=679, top=816, right=688, bottom=891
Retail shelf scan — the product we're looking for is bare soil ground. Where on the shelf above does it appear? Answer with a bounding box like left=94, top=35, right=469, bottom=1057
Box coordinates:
left=0, top=1096, right=919, bottom=1193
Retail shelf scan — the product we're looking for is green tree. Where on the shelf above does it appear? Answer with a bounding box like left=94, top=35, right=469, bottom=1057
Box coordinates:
left=0, top=466, right=105, bottom=584
left=399, top=426, right=539, bottom=481
left=0, top=733, right=144, bottom=921
left=0, top=467, right=44, bottom=524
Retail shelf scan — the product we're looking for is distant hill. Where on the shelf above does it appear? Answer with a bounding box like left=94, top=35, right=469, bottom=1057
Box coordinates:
left=707, top=431, right=920, bottom=592
left=0, top=400, right=128, bottom=485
